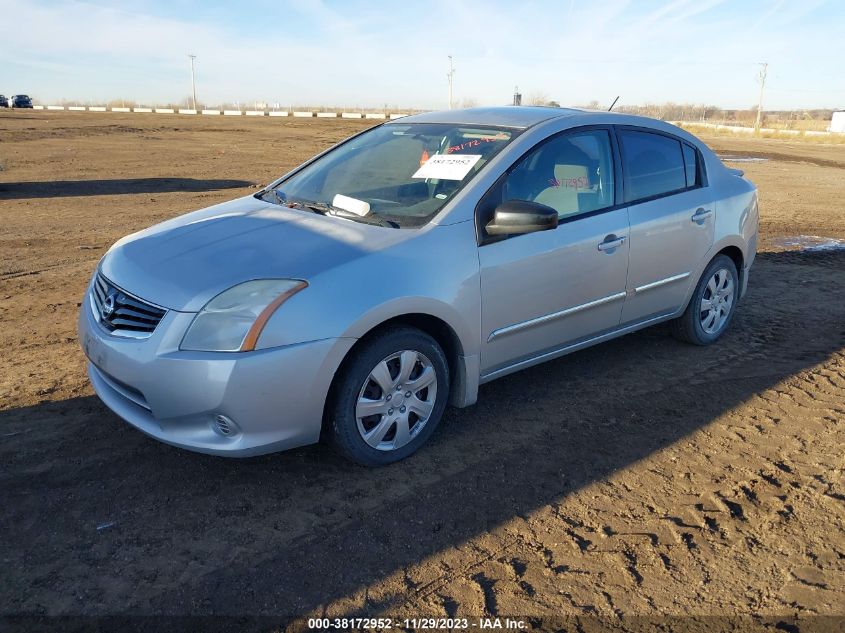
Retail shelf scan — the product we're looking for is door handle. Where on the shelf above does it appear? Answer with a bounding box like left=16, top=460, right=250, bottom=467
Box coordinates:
left=597, top=235, right=626, bottom=252
left=691, top=208, right=713, bottom=224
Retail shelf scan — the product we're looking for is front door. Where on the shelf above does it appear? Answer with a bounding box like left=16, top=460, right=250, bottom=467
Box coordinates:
left=477, top=128, right=630, bottom=376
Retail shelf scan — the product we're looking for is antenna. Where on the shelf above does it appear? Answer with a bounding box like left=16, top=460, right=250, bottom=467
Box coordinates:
left=608, top=96, right=619, bottom=111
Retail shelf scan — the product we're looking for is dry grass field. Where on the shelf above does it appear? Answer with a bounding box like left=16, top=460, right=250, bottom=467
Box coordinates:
left=1, top=111, right=844, bottom=629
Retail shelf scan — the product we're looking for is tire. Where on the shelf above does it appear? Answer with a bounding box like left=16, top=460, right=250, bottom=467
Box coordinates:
left=670, top=254, right=739, bottom=346
left=327, top=327, right=450, bottom=466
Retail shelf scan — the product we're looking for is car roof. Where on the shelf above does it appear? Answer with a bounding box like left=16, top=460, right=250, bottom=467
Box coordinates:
left=393, top=106, right=584, bottom=129
left=389, top=107, right=713, bottom=150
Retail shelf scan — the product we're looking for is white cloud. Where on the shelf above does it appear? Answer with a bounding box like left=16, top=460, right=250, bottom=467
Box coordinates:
left=1, top=0, right=842, bottom=109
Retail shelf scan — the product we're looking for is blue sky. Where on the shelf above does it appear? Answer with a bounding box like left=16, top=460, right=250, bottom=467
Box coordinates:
left=2, top=0, right=843, bottom=110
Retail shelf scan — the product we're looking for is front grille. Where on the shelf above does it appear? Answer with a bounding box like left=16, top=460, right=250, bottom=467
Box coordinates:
left=90, top=273, right=167, bottom=338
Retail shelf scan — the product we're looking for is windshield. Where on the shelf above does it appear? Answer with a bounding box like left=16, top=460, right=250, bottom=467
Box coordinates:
left=261, top=122, right=518, bottom=228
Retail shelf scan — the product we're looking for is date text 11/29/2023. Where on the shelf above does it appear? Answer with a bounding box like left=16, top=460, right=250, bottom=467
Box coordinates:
left=306, top=617, right=528, bottom=630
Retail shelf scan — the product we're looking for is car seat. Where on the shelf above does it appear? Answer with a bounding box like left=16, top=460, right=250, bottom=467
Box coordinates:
left=532, top=140, right=592, bottom=217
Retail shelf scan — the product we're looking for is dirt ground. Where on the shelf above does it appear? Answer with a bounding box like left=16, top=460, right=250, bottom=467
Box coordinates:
left=1, top=111, right=844, bottom=628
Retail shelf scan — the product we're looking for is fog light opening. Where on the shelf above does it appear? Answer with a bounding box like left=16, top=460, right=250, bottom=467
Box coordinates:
left=213, top=414, right=239, bottom=437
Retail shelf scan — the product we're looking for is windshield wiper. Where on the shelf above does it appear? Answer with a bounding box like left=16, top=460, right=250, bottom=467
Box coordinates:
left=263, top=192, right=398, bottom=228
left=300, top=200, right=333, bottom=214
left=258, top=188, right=288, bottom=205
left=351, top=214, right=400, bottom=229
left=299, top=200, right=399, bottom=228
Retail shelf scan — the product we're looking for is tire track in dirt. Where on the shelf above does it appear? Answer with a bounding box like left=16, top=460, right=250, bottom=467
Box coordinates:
left=271, top=254, right=845, bottom=623
left=117, top=255, right=845, bottom=621
left=2, top=115, right=844, bottom=621
left=2, top=257, right=843, bottom=621
left=359, top=354, right=845, bottom=621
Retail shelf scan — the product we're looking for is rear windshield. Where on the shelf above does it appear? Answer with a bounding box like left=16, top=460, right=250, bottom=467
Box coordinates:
left=262, top=123, right=518, bottom=228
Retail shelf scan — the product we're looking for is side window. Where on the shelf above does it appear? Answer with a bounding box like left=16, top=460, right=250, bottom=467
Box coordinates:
left=502, top=129, right=615, bottom=220
left=619, top=130, right=686, bottom=202
left=682, top=142, right=700, bottom=188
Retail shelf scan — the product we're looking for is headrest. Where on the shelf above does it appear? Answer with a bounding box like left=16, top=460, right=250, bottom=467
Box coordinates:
left=552, top=164, right=590, bottom=189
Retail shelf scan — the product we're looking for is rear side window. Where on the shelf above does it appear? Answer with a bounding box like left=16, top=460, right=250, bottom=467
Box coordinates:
left=619, top=130, right=686, bottom=202
left=682, top=142, right=699, bottom=187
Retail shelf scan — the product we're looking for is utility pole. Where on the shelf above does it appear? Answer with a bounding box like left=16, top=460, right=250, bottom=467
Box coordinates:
left=188, top=54, right=197, bottom=111
left=447, top=55, right=455, bottom=110
left=754, top=62, right=767, bottom=133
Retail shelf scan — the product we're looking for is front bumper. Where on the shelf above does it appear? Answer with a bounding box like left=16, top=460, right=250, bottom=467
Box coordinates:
left=78, top=283, right=355, bottom=457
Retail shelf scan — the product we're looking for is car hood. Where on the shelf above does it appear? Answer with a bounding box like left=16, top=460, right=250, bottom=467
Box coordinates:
left=100, top=195, right=413, bottom=311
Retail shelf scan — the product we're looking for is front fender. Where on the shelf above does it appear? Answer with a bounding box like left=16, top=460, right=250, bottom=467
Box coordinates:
left=256, top=221, right=482, bottom=352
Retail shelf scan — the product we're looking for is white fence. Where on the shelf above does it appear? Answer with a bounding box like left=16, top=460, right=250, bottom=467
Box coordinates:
left=25, top=109, right=841, bottom=136
left=25, top=105, right=410, bottom=120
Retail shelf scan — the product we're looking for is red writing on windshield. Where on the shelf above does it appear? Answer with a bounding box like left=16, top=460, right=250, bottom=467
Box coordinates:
left=447, top=137, right=503, bottom=154
left=548, top=176, right=590, bottom=188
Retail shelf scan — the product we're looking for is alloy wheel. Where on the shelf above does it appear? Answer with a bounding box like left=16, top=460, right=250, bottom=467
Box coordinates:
left=355, top=350, right=438, bottom=451
left=699, top=267, right=735, bottom=335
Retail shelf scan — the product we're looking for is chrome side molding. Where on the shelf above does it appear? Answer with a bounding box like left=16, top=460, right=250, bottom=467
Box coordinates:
left=633, top=272, right=690, bottom=294
left=481, top=311, right=676, bottom=383
left=487, top=291, right=627, bottom=342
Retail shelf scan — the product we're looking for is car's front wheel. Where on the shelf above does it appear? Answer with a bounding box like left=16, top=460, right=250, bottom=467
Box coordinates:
left=327, top=327, right=449, bottom=466
left=670, top=254, right=739, bottom=345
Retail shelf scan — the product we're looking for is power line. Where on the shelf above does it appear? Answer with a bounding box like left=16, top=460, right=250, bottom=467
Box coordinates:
left=447, top=55, right=455, bottom=110
left=188, top=54, right=197, bottom=111
left=754, top=62, right=767, bottom=132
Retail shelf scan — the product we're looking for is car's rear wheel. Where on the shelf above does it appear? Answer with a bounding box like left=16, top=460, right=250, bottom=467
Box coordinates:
left=327, top=327, right=449, bottom=466
left=670, top=254, right=739, bottom=345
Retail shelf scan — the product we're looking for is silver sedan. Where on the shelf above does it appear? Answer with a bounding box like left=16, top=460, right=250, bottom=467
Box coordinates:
left=79, top=107, right=758, bottom=465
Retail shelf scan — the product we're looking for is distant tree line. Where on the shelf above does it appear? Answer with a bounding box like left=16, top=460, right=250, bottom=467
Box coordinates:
left=573, top=100, right=837, bottom=127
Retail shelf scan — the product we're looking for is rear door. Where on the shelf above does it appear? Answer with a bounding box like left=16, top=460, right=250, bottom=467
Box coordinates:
left=617, top=128, right=714, bottom=325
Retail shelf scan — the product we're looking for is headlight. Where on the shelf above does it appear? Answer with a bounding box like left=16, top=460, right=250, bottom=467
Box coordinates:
left=181, top=279, right=307, bottom=352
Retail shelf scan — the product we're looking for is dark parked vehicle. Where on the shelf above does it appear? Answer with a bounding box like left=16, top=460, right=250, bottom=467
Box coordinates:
left=10, top=95, right=33, bottom=108
left=0, top=95, right=8, bottom=108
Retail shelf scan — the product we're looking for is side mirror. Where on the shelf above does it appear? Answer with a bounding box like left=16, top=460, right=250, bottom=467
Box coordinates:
left=485, top=199, right=558, bottom=236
